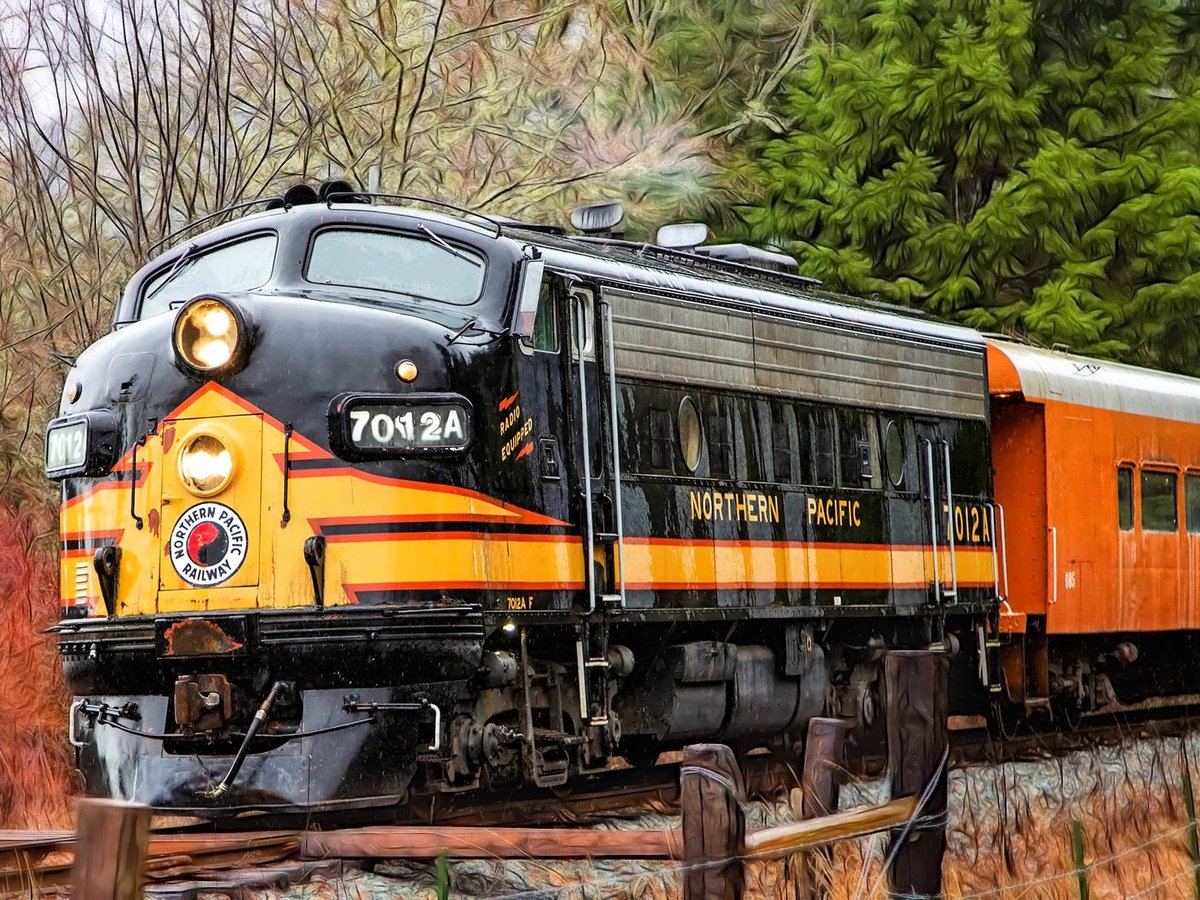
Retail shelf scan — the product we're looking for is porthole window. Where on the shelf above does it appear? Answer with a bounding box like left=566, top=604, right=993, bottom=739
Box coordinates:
left=884, top=420, right=905, bottom=488
left=678, top=396, right=702, bottom=473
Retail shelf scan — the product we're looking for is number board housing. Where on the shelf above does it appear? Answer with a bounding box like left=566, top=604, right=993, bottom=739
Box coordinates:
left=44, top=410, right=120, bottom=479
left=329, top=392, right=473, bottom=460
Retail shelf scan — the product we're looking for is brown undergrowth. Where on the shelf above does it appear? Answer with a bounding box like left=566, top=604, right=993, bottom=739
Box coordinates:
left=0, top=487, right=74, bottom=828
left=818, top=736, right=1200, bottom=899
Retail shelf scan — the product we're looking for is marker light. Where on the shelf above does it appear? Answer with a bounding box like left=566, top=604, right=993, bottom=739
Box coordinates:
left=179, top=432, right=235, bottom=496
left=174, top=297, right=242, bottom=373
left=396, top=359, right=418, bottom=382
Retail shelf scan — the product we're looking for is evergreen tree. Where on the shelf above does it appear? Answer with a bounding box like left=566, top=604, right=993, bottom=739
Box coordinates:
left=731, top=0, right=1200, bottom=372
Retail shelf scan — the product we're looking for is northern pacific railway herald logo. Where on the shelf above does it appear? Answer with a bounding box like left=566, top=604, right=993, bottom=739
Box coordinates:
left=169, top=502, right=248, bottom=587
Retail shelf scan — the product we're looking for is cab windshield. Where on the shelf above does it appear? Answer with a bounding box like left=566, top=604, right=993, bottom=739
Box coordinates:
left=139, top=233, right=277, bottom=320
left=304, top=229, right=486, bottom=306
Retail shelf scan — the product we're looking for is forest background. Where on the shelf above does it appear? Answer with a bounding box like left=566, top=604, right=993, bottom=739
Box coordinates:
left=1, top=0, right=1199, bottom=825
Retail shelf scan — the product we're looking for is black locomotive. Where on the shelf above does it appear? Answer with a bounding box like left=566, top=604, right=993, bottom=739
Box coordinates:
left=47, top=185, right=1000, bottom=815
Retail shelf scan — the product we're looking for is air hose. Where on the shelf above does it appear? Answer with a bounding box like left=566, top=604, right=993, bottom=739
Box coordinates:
left=200, top=681, right=285, bottom=801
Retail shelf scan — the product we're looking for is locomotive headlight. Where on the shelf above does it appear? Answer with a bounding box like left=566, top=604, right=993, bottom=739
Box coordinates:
left=173, top=297, right=245, bottom=374
left=179, top=432, right=235, bottom=496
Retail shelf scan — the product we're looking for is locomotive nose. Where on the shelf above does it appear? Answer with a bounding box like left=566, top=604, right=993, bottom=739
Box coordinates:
left=158, top=415, right=261, bottom=602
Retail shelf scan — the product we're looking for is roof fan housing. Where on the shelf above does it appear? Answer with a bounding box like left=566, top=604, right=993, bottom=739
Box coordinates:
left=656, top=223, right=710, bottom=250
left=570, top=201, right=625, bottom=235
left=695, top=243, right=798, bottom=273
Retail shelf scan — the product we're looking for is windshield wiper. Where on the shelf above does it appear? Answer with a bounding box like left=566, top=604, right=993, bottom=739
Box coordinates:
left=446, top=316, right=507, bottom=345
left=144, top=242, right=201, bottom=306
left=418, top=225, right=482, bottom=268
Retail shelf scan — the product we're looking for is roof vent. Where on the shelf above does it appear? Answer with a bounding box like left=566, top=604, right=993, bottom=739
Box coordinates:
left=570, top=201, right=625, bottom=235
left=695, top=243, right=797, bottom=273
left=656, top=223, right=710, bottom=250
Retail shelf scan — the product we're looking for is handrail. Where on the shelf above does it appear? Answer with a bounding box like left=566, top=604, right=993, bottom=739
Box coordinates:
left=940, top=440, right=958, bottom=598
left=996, top=502, right=1010, bottom=601
left=601, top=301, right=627, bottom=609
left=146, top=198, right=280, bottom=255
left=574, top=293, right=595, bottom=615
left=324, top=192, right=504, bottom=237
left=987, top=503, right=1000, bottom=601
left=921, top=439, right=941, bottom=600
left=1049, top=526, right=1058, bottom=605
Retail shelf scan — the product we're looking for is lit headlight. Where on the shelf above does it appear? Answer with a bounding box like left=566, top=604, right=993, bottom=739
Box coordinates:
left=179, top=432, right=235, bottom=496
left=173, top=297, right=245, bottom=373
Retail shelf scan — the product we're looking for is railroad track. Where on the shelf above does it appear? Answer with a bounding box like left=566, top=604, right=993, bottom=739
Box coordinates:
left=7, top=710, right=1200, bottom=894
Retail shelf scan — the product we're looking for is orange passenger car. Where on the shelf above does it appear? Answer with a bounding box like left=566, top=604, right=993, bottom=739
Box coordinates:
left=988, top=339, right=1200, bottom=720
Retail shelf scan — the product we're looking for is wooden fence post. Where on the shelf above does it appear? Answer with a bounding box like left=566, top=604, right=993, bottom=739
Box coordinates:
left=797, top=717, right=847, bottom=899
left=884, top=650, right=948, bottom=900
left=681, top=743, right=745, bottom=900
left=71, top=798, right=152, bottom=900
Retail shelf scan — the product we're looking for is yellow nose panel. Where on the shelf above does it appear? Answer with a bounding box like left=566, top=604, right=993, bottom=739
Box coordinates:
left=158, top=415, right=262, bottom=597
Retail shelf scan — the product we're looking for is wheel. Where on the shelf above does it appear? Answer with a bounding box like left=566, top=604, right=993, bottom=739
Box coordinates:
left=618, top=737, right=661, bottom=768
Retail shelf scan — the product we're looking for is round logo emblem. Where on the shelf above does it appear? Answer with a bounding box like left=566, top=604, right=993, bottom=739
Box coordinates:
left=169, top=502, right=248, bottom=587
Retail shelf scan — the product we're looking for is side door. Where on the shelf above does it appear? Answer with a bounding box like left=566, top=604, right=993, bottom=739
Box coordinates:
left=560, top=281, right=617, bottom=610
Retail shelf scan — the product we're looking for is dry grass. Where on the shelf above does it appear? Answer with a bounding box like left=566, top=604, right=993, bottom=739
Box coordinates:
left=814, top=736, right=1200, bottom=899
left=0, top=490, right=75, bottom=829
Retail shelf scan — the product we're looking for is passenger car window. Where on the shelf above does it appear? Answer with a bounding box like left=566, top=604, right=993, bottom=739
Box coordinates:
left=140, top=234, right=277, bottom=320
left=1141, top=470, right=1177, bottom=532
left=1117, top=467, right=1133, bottom=531
left=306, top=229, right=485, bottom=305
left=1187, top=475, right=1200, bottom=534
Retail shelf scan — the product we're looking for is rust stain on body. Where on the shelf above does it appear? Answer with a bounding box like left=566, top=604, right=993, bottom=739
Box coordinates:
left=162, top=618, right=245, bottom=656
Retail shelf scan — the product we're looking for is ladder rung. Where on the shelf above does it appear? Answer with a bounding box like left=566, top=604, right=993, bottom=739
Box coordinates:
left=597, top=593, right=622, bottom=605
left=595, top=533, right=619, bottom=542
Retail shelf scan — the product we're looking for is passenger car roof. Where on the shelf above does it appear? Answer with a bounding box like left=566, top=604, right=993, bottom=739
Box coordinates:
left=987, top=339, right=1200, bottom=425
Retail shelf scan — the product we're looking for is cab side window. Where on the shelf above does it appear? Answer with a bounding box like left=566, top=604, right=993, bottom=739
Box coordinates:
left=530, top=280, right=558, bottom=352
left=1117, top=466, right=1133, bottom=531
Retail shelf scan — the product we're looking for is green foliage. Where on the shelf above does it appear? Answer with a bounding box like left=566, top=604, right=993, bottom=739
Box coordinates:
left=732, top=0, right=1200, bottom=373
left=435, top=851, right=451, bottom=900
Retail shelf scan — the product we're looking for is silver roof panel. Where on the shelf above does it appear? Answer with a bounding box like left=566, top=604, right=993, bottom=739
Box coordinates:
left=989, top=340, right=1200, bottom=425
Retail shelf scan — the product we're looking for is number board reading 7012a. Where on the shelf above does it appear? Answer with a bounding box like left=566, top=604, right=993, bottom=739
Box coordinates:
left=333, top=394, right=473, bottom=458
